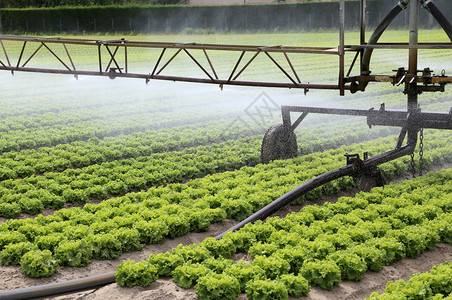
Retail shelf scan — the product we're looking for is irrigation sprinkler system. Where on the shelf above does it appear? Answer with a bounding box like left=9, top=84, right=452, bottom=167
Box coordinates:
left=0, top=0, right=452, bottom=299
left=261, top=0, right=452, bottom=165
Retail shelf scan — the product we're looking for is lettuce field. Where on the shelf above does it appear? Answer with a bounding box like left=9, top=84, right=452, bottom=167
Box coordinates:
left=0, top=30, right=451, bottom=299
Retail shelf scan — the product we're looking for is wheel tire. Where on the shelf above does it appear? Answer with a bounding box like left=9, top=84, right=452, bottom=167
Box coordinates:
left=261, top=124, right=298, bottom=164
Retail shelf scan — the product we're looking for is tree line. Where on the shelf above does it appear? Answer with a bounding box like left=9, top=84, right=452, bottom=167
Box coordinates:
left=0, top=0, right=179, bottom=8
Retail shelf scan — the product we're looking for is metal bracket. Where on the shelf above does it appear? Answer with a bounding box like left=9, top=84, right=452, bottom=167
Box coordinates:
left=345, top=153, right=362, bottom=165
left=108, top=67, right=123, bottom=80
left=421, top=0, right=433, bottom=8
left=344, top=152, right=367, bottom=176
left=398, top=0, right=409, bottom=9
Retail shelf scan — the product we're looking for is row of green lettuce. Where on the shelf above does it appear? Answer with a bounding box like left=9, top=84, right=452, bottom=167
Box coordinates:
left=0, top=102, right=239, bottom=153
left=1, top=76, right=449, bottom=156
left=2, top=91, right=449, bottom=170
left=366, top=261, right=452, bottom=300
left=0, top=126, right=446, bottom=217
left=0, top=95, right=213, bottom=132
left=0, top=119, right=259, bottom=179
left=113, top=169, right=452, bottom=300
left=1, top=83, right=178, bottom=119
left=1, top=131, right=452, bottom=277
left=0, top=137, right=260, bottom=217
left=0, top=118, right=397, bottom=180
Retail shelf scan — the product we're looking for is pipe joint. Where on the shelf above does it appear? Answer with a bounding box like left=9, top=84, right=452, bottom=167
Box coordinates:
left=398, top=0, right=409, bottom=9
left=420, top=0, right=433, bottom=8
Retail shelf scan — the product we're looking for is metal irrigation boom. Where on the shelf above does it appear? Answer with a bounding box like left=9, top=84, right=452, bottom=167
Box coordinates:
left=0, top=2, right=451, bottom=92
left=0, top=35, right=350, bottom=91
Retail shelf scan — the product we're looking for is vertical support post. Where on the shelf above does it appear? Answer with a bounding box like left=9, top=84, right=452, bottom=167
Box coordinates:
left=407, top=0, right=419, bottom=111
left=339, top=0, right=345, bottom=96
left=359, top=0, right=366, bottom=71
left=407, top=0, right=419, bottom=146
left=360, top=0, right=366, bottom=45
left=125, top=45, right=128, bottom=74
left=282, top=106, right=291, bottom=128
left=98, top=43, right=102, bottom=74
left=1, top=40, right=12, bottom=67
left=16, top=41, right=27, bottom=70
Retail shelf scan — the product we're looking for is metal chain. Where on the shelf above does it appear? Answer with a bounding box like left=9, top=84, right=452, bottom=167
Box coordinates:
left=410, top=151, right=416, bottom=178
left=419, top=127, right=424, bottom=177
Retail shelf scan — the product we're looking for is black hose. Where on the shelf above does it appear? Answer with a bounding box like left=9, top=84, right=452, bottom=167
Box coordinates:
left=215, top=164, right=356, bottom=239
left=0, top=272, right=115, bottom=300
left=360, top=2, right=406, bottom=89
left=422, top=1, right=452, bottom=42
left=216, top=139, right=417, bottom=239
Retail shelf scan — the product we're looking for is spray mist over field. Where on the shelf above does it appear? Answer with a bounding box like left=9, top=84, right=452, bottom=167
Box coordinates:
left=1, top=26, right=451, bottom=151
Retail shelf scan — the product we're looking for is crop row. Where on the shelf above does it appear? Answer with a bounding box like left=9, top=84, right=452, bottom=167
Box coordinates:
left=0, top=118, right=397, bottom=180
left=0, top=137, right=261, bottom=217
left=114, top=169, right=452, bottom=300
left=0, top=82, right=157, bottom=119
left=0, top=105, right=241, bottom=153
left=0, top=119, right=258, bottom=179
left=1, top=74, right=449, bottom=156
left=2, top=91, right=448, bottom=155
left=366, top=261, right=452, bottom=299
left=1, top=126, right=450, bottom=217
left=0, top=95, right=207, bottom=132
left=1, top=132, right=451, bottom=276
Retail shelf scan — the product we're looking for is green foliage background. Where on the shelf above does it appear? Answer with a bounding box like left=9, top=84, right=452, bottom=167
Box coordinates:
left=0, top=0, right=179, bottom=8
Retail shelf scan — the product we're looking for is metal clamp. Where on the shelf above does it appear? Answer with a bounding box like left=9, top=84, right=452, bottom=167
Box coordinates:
left=421, top=0, right=433, bottom=8
left=398, top=0, right=409, bottom=9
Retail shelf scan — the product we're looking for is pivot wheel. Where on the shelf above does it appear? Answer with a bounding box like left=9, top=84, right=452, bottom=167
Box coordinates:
left=261, top=124, right=298, bottom=164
